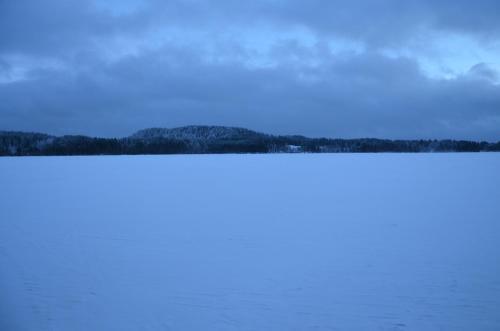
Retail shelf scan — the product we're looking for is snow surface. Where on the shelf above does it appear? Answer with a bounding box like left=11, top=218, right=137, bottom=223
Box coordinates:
left=1, top=153, right=500, bottom=331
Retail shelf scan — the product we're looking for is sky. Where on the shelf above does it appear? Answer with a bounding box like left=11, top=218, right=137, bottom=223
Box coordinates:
left=0, top=0, right=499, bottom=140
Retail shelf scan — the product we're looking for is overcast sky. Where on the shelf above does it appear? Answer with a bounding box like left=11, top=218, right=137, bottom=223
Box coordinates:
left=1, top=0, right=499, bottom=140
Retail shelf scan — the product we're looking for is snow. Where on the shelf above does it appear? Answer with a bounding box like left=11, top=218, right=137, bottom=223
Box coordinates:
left=1, top=153, right=500, bottom=331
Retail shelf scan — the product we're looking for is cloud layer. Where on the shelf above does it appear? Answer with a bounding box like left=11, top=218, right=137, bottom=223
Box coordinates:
left=1, top=0, right=499, bottom=140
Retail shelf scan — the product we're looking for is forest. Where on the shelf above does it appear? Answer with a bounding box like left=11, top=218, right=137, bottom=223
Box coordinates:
left=1, top=126, right=499, bottom=156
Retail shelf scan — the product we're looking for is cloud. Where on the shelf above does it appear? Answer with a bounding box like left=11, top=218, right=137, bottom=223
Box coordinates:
left=0, top=0, right=499, bottom=140
left=468, top=63, right=499, bottom=82
left=1, top=40, right=499, bottom=140
left=3, top=0, right=500, bottom=56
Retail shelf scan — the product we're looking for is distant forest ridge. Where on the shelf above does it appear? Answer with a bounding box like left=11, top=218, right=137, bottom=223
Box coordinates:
left=1, top=126, right=499, bottom=156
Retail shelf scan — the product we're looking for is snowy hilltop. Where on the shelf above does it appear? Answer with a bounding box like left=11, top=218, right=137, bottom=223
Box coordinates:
left=131, top=126, right=267, bottom=141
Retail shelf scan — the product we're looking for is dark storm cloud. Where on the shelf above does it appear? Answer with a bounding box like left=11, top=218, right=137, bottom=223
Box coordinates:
left=3, top=0, right=500, bottom=55
left=0, top=0, right=148, bottom=56
left=266, top=0, right=500, bottom=45
left=0, top=0, right=499, bottom=140
left=129, top=0, right=500, bottom=43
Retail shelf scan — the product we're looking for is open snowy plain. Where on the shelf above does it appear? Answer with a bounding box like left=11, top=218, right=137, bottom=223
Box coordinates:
left=1, top=153, right=500, bottom=330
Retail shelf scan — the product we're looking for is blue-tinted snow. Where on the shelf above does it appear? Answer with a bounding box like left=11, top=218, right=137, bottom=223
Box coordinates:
left=1, top=154, right=500, bottom=330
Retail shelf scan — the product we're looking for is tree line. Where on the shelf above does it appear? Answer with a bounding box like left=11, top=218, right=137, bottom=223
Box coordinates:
left=1, top=129, right=499, bottom=156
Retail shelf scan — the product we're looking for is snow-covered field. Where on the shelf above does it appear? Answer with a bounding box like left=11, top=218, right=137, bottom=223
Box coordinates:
left=1, top=154, right=500, bottom=331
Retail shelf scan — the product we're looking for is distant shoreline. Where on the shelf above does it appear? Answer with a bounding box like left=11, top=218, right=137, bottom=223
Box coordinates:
left=1, top=125, right=499, bottom=156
